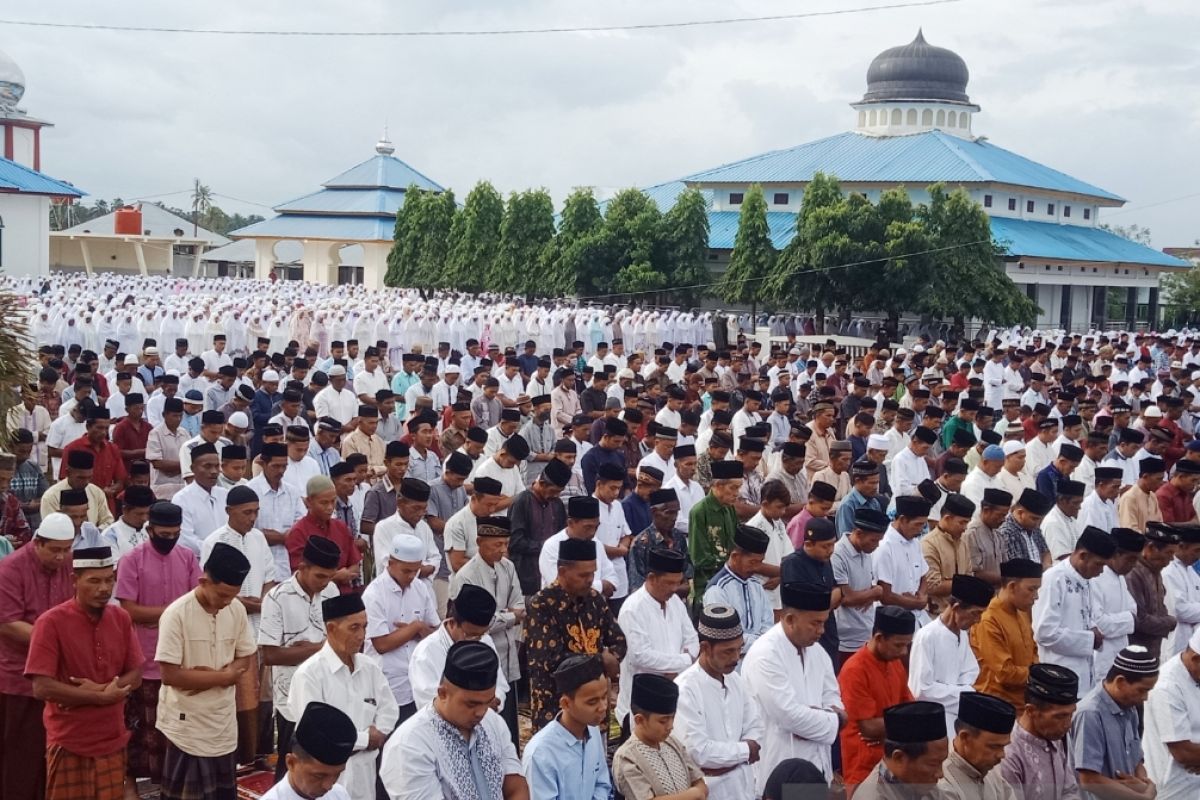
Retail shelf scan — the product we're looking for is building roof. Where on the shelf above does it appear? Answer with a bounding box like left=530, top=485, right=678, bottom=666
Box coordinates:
left=990, top=217, right=1190, bottom=269
left=274, top=187, right=408, bottom=216
left=230, top=213, right=395, bottom=242
left=0, top=155, right=82, bottom=198
left=57, top=202, right=227, bottom=245
left=862, top=30, right=972, bottom=105
left=321, top=153, right=443, bottom=192
left=199, top=238, right=364, bottom=266
left=682, top=130, right=1124, bottom=203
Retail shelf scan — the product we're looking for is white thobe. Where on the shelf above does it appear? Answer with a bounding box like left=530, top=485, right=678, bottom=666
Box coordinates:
left=889, top=447, right=931, bottom=501
left=1078, top=492, right=1118, bottom=532
left=674, top=662, right=765, bottom=800
left=1162, top=557, right=1200, bottom=657
left=407, top=625, right=509, bottom=708
left=1090, top=566, right=1137, bottom=683
left=596, top=499, right=631, bottom=599
left=373, top=515, right=441, bottom=586
left=313, top=386, right=359, bottom=425
left=1032, top=559, right=1097, bottom=696
left=874, top=526, right=931, bottom=627
left=664, top=475, right=704, bottom=535
left=1144, top=652, right=1200, bottom=800
left=380, top=706, right=520, bottom=800
left=261, top=776, right=351, bottom=800
left=1074, top=455, right=1099, bottom=495
left=288, top=644, right=399, bottom=800
left=959, top=467, right=1001, bottom=508
left=361, top=573, right=440, bottom=705
left=907, top=617, right=979, bottom=733
left=1023, top=438, right=1057, bottom=481
left=1041, top=507, right=1082, bottom=561
left=742, top=624, right=841, bottom=790
left=537, top=531, right=617, bottom=593
left=637, top=451, right=676, bottom=485
left=615, top=587, right=699, bottom=722
left=171, top=482, right=229, bottom=554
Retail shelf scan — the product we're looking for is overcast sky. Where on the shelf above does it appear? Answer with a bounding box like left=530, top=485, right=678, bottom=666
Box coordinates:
left=12, top=0, right=1200, bottom=248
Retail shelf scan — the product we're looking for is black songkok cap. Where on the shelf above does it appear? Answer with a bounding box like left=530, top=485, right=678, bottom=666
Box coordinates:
left=221, top=444, right=247, bottom=461
left=982, top=488, right=1013, bottom=507
left=1077, top=526, right=1116, bottom=558
left=958, top=692, right=1017, bottom=734
left=66, top=449, right=95, bottom=470
left=473, top=476, right=503, bottom=496
left=226, top=485, right=259, bottom=507
left=322, top=593, right=365, bottom=621
left=1110, top=527, right=1145, bottom=553
left=559, top=538, right=597, bottom=561
left=1000, top=558, right=1043, bottom=579
left=1058, top=443, right=1084, bottom=462
left=123, top=485, right=156, bottom=508
left=553, top=654, right=605, bottom=696
left=647, top=547, right=686, bottom=574
left=630, top=673, right=679, bottom=715
left=294, top=701, right=358, bottom=765
left=1018, top=488, right=1053, bottom=515
left=894, top=495, right=932, bottom=518
left=191, top=442, right=218, bottom=460
left=399, top=477, right=431, bottom=502
left=951, top=574, right=995, bottom=608
left=1027, top=663, right=1079, bottom=704
left=780, top=581, right=832, bottom=612
left=854, top=508, right=890, bottom=533
left=60, top=488, right=88, bottom=507
left=303, top=536, right=342, bottom=569
left=541, top=458, right=571, bottom=487
left=442, top=640, right=499, bottom=691
left=446, top=451, right=474, bottom=477
left=201, top=410, right=225, bottom=425
left=453, top=584, right=498, bottom=627
left=809, top=480, right=837, bottom=502
left=385, top=440, right=410, bottom=459
left=734, top=524, right=770, bottom=554
left=261, top=442, right=288, bottom=460
left=1140, top=456, right=1166, bottom=475
left=874, top=606, right=916, bottom=636
left=568, top=496, right=600, bottom=520
left=913, top=426, right=938, bottom=445
left=883, top=701, right=947, bottom=743
left=648, top=488, right=677, bottom=507
left=710, top=460, right=743, bottom=480
left=596, top=462, right=625, bottom=482
left=941, top=493, right=975, bottom=518
left=805, top=517, right=837, bottom=542
left=148, top=501, right=183, bottom=526
left=205, top=542, right=251, bottom=586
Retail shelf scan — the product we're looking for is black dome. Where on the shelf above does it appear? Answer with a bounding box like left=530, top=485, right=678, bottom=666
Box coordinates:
left=862, top=30, right=971, bottom=104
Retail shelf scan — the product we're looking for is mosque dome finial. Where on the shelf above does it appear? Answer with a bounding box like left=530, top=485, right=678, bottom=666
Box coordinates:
left=0, top=49, right=26, bottom=112
left=375, top=128, right=395, bottom=156
left=862, top=30, right=970, bottom=105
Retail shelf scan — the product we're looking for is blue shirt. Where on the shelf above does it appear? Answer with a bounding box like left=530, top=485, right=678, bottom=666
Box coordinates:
left=1036, top=463, right=1067, bottom=501
left=580, top=445, right=627, bottom=495
left=835, top=488, right=886, bottom=536
left=703, top=565, right=774, bottom=653
left=781, top=548, right=839, bottom=659
left=522, top=718, right=612, bottom=800
left=621, top=493, right=651, bottom=543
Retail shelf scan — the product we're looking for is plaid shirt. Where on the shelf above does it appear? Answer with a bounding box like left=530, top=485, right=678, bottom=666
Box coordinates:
left=997, top=512, right=1050, bottom=563
left=0, top=491, right=31, bottom=547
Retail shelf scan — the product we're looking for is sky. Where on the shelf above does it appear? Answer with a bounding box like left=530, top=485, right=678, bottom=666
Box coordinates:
left=11, top=0, right=1200, bottom=248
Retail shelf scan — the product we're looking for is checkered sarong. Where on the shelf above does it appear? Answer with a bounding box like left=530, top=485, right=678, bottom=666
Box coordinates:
left=160, top=741, right=236, bottom=800
left=45, top=745, right=125, bottom=800
left=125, top=679, right=166, bottom=782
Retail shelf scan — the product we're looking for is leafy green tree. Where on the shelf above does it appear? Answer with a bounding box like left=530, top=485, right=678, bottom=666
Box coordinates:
left=385, top=184, right=428, bottom=287
left=447, top=181, right=504, bottom=293
left=612, top=262, right=667, bottom=296
left=415, top=189, right=456, bottom=289
left=872, top=187, right=934, bottom=338
left=190, top=179, right=212, bottom=238
left=604, top=189, right=667, bottom=300
left=0, top=285, right=32, bottom=442
left=494, top=189, right=556, bottom=296
left=719, top=184, right=775, bottom=306
left=767, top=173, right=847, bottom=333
left=1162, top=264, right=1200, bottom=326
left=543, top=188, right=605, bottom=296
left=662, top=187, right=711, bottom=307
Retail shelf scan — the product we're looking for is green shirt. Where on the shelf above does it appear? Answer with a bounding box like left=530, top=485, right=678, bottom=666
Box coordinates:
left=687, top=493, right=738, bottom=601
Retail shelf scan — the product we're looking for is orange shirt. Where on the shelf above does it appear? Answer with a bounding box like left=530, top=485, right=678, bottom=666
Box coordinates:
left=838, top=645, right=913, bottom=788
left=969, top=595, right=1037, bottom=708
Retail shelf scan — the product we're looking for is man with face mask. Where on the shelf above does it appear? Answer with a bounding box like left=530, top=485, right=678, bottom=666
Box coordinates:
left=115, top=501, right=200, bottom=790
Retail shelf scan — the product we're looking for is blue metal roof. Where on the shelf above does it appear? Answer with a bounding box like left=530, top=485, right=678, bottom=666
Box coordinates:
left=683, top=131, right=1124, bottom=202
left=274, top=187, right=408, bottom=216
left=991, top=217, right=1189, bottom=269
left=0, top=156, right=83, bottom=198
left=231, top=214, right=395, bottom=242
left=708, top=211, right=798, bottom=251
left=322, top=154, right=443, bottom=191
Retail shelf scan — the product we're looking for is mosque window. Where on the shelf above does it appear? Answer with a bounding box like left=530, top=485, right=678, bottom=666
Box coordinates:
left=906, top=109, right=917, bottom=125
left=869, top=109, right=877, bottom=125
left=728, top=192, right=744, bottom=205
left=1084, top=208, right=1091, bottom=220
left=959, top=113, right=969, bottom=128
left=1008, top=198, right=1017, bottom=211
left=1064, top=205, right=1071, bottom=218
left=858, top=111, right=866, bottom=127
left=983, top=194, right=992, bottom=208
left=936, top=109, right=946, bottom=126
left=1026, top=200, right=1035, bottom=213
left=922, top=109, right=933, bottom=125
left=773, top=193, right=789, bottom=205
left=891, top=109, right=902, bottom=125
left=1047, top=203, right=1056, bottom=215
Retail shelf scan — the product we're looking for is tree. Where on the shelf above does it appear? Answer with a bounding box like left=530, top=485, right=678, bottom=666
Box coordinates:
left=494, top=189, right=556, bottom=296
left=447, top=181, right=504, bottom=293
left=542, top=187, right=606, bottom=296
left=1162, top=265, right=1200, bottom=326
left=917, top=183, right=1037, bottom=334
left=718, top=184, right=775, bottom=306
left=662, top=187, right=711, bottom=307
left=190, top=179, right=212, bottom=238
left=385, top=184, right=428, bottom=288
left=0, top=286, right=32, bottom=442
left=602, top=189, right=668, bottom=301
left=415, top=189, right=456, bottom=289
left=767, top=173, right=847, bottom=334
left=872, top=187, right=934, bottom=338
left=1100, top=223, right=1152, bottom=246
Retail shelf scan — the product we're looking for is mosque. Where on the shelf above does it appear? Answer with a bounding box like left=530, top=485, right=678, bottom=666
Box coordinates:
left=639, top=30, right=1188, bottom=332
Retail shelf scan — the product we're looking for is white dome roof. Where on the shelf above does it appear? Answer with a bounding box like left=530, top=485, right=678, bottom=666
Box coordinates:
left=0, top=49, right=26, bottom=111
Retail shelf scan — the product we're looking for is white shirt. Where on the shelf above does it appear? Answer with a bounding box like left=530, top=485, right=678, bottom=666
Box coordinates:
left=201, top=525, right=278, bottom=634
left=638, top=450, right=676, bottom=484
left=1041, top=506, right=1082, bottom=561
left=102, top=518, right=147, bottom=561
left=471, top=457, right=524, bottom=506
left=442, top=505, right=480, bottom=566
left=674, top=661, right=765, bottom=800
left=46, top=414, right=86, bottom=476
left=664, top=475, right=704, bottom=535
left=596, top=498, right=631, bottom=599
left=261, top=777, right=350, bottom=800
left=615, top=587, right=699, bottom=722
left=1032, top=558, right=1097, bottom=696
left=889, top=446, right=932, bottom=501
left=496, top=372, right=525, bottom=401
left=289, top=643, right=400, bottom=800
left=874, top=526, right=931, bottom=626
left=538, top=531, right=617, bottom=592
left=907, top=617, right=980, bottom=733
left=1163, top=557, right=1200, bottom=657
left=246, top=474, right=306, bottom=579
left=1075, top=455, right=1099, bottom=495
left=1024, top=438, right=1057, bottom=481
left=959, top=467, right=1001, bottom=508
left=171, top=482, right=229, bottom=555
left=747, top=510, right=791, bottom=610
left=1090, top=566, right=1137, bottom=684
left=314, top=386, right=359, bottom=425
left=373, top=515, right=440, bottom=585
left=362, top=572, right=440, bottom=705
left=742, top=624, right=842, bottom=789
left=407, top=624, right=509, bottom=708
left=354, top=368, right=389, bottom=401
left=257, top=574, right=339, bottom=720
left=883, top=427, right=911, bottom=465
left=1078, top=492, right=1118, bottom=532
left=1144, top=652, right=1200, bottom=800
left=380, top=705, right=521, bottom=800
left=283, top=455, right=322, bottom=496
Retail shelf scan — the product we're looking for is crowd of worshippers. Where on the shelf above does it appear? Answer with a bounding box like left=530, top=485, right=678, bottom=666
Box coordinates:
left=5, top=323, right=1200, bottom=800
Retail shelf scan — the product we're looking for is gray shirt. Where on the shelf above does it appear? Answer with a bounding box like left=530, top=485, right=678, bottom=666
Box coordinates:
left=832, top=534, right=876, bottom=653
left=428, top=478, right=467, bottom=580
left=1070, top=683, right=1143, bottom=780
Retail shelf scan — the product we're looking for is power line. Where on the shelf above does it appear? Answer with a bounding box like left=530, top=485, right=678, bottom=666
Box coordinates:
left=0, top=1, right=961, bottom=38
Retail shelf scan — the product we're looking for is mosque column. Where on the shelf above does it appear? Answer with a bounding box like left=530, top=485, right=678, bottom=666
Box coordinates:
left=132, top=240, right=148, bottom=277
left=78, top=238, right=93, bottom=277
left=253, top=238, right=278, bottom=281
left=301, top=239, right=335, bottom=285
left=361, top=242, right=389, bottom=291
left=1125, top=288, right=1137, bottom=329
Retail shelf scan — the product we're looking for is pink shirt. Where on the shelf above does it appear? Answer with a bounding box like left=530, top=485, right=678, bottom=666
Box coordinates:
left=115, top=540, right=201, bottom=680
left=0, top=543, right=74, bottom=695
left=786, top=508, right=817, bottom=549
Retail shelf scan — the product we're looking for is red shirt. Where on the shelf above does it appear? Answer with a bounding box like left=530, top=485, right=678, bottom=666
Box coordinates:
left=0, top=544, right=74, bottom=696
left=284, top=513, right=362, bottom=592
left=838, top=645, right=914, bottom=787
left=111, top=416, right=152, bottom=469
left=24, top=599, right=142, bottom=756
left=60, top=436, right=128, bottom=514
left=1156, top=480, right=1196, bottom=524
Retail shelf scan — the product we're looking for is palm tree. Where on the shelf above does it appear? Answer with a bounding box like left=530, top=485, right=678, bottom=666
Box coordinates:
left=191, top=179, right=212, bottom=237
left=0, top=286, right=33, bottom=443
